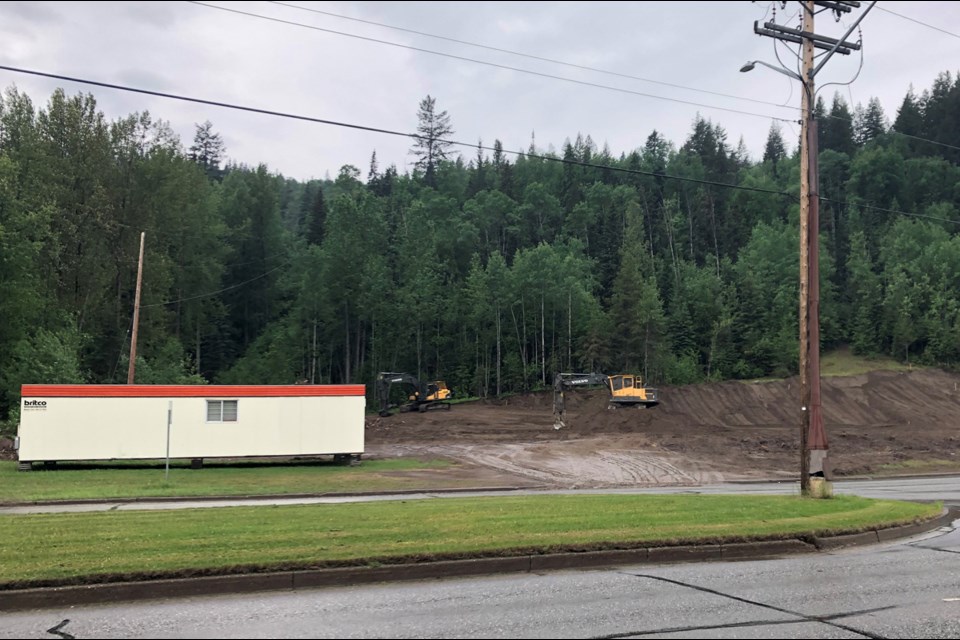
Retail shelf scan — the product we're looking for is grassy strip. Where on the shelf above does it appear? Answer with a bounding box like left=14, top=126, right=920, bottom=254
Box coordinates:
left=820, top=348, right=915, bottom=377
left=0, top=459, right=454, bottom=503
left=876, top=459, right=960, bottom=474
left=737, top=348, right=915, bottom=383
left=0, top=494, right=939, bottom=588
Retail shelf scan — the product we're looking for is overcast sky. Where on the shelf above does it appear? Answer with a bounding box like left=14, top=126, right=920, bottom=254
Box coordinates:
left=2, top=1, right=957, bottom=181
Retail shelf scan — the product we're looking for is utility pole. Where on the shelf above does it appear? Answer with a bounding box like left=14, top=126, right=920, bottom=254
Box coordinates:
left=798, top=1, right=815, bottom=492
left=127, top=231, right=146, bottom=385
left=749, top=0, right=875, bottom=494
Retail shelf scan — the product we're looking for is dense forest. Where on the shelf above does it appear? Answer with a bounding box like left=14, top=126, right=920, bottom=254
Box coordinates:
left=2, top=72, right=960, bottom=426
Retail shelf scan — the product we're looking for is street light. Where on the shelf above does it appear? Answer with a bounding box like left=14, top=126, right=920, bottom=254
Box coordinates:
left=739, top=60, right=802, bottom=82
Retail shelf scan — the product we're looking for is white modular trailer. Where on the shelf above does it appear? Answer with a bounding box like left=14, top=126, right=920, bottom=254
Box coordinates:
left=16, top=384, right=366, bottom=465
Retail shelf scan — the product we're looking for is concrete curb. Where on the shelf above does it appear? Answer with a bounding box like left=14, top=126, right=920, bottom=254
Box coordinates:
left=1, top=508, right=952, bottom=612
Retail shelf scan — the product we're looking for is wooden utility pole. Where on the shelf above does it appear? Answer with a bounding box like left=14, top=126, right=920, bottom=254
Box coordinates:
left=751, top=0, right=875, bottom=494
left=798, top=0, right=815, bottom=494
left=127, top=232, right=145, bottom=384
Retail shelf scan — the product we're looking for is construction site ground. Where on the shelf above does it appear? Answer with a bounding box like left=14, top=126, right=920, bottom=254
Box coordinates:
left=366, top=369, right=960, bottom=490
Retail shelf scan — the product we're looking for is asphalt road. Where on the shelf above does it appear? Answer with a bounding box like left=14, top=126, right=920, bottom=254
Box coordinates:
left=3, top=475, right=959, bottom=515
left=2, top=518, right=959, bottom=639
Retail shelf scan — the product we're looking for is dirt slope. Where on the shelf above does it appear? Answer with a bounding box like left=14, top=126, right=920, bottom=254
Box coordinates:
left=366, top=369, right=960, bottom=487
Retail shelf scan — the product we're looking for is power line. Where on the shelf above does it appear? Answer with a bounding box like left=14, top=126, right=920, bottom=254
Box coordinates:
left=0, top=64, right=417, bottom=137
left=821, top=197, right=960, bottom=225
left=187, top=1, right=795, bottom=125
left=2, top=63, right=954, bottom=225
left=876, top=5, right=960, bottom=40
left=884, top=129, right=960, bottom=153
left=216, top=3, right=959, bottom=157
left=0, top=63, right=795, bottom=198
left=117, top=252, right=291, bottom=271
left=140, top=261, right=291, bottom=308
left=267, top=0, right=800, bottom=113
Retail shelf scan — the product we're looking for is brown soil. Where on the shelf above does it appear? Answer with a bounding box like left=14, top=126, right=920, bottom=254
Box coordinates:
left=366, top=369, right=960, bottom=488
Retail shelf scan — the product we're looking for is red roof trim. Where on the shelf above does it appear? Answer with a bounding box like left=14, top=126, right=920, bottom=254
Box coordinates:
left=21, top=385, right=366, bottom=398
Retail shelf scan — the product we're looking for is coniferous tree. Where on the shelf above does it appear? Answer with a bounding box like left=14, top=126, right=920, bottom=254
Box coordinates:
left=189, top=120, right=226, bottom=180
left=410, top=95, right=454, bottom=188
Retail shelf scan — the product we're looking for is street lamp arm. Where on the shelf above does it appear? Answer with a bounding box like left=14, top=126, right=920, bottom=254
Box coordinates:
left=740, top=60, right=802, bottom=82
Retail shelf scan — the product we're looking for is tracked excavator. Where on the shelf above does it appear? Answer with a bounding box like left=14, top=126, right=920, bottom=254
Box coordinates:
left=376, top=372, right=452, bottom=417
left=553, top=372, right=659, bottom=429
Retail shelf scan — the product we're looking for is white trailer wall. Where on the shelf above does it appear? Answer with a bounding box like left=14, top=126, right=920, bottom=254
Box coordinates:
left=16, top=385, right=365, bottom=463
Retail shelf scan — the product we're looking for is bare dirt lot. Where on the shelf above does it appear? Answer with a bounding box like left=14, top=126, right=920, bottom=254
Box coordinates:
left=366, top=369, right=960, bottom=488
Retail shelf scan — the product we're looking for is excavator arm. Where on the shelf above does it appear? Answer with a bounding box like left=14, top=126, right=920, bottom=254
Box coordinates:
left=553, top=373, right=610, bottom=429
left=377, top=372, right=424, bottom=417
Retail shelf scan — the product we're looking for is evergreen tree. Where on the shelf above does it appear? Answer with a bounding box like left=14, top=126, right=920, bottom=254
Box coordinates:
left=845, top=230, right=880, bottom=354
left=189, top=120, right=226, bottom=180
left=305, top=187, right=327, bottom=246
left=410, top=95, right=454, bottom=188
left=894, top=87, right=923, bottom=135
left=822, top=94, right=856, bottom=156
left=857, top=97, right=888, bottom=144
left=609, top=205, right=667, bottom=380
left=762, top=123, right=787, bottom=176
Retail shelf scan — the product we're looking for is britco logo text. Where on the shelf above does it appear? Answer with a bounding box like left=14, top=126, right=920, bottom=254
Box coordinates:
left=22, top=399, right=47, bottom=410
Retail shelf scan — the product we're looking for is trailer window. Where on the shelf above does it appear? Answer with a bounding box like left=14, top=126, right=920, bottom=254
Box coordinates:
left=207, top=400, right=238, bottom=422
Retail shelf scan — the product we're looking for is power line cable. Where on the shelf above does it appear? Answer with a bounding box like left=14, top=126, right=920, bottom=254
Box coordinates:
left=821, top=197, right=960, bottom=225
left=140, top=261, right=292, bottom=307
left=222, top=2, right=960, bottom=155
left=0, top=63, right=795, bottom=197
left=2, top=63, right=955, bottom=225
left=876, top=5, right=960, bottom=40
left=267, top=0, right=801, bottom=112
left=187, top=1, right=796, bottom=124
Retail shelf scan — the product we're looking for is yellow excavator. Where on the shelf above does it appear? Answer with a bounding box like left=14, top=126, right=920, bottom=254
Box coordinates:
left=553, top=372, right=659, bottom=429
left=376, top=372, right=452, bottom=417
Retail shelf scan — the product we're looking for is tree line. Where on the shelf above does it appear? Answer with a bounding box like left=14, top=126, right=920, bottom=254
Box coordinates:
left=2, top=74, right=960, bottom=425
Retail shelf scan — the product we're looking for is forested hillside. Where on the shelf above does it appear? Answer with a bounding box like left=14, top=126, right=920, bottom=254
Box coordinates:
left=2, top=74, right=960, bottom=423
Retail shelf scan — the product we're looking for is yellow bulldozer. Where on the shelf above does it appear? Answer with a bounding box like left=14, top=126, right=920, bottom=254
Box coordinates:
left=553, top=372, right=659, bottom=429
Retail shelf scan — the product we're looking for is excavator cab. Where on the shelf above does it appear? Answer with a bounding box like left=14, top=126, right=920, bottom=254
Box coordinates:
left=608, top=374, right=659, bottom=408
left=409, top=381, right=452, bottom=403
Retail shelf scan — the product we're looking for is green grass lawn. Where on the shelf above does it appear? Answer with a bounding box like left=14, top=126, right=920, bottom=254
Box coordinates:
left=820, top=347, right=915, bottom=377
left=877, top=459, right=960, bottom=474
left=739, top=347, right=915, bottom=383
left=0, top=494, right=939, bottom=588
left=0, top=458, right=456, bottom=503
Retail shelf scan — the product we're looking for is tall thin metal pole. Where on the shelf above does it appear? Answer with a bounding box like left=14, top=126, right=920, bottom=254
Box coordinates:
left=165, top=400, right=172, bottom=482
left=127, top=232, right=146, bottom=384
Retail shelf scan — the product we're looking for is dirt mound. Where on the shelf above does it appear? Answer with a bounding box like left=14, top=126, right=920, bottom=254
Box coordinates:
left=367, top=369, right=960, bottom=487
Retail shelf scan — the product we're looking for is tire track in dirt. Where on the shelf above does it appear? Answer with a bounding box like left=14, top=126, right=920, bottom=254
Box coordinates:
left=386, top=443, right=709, bottom=488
